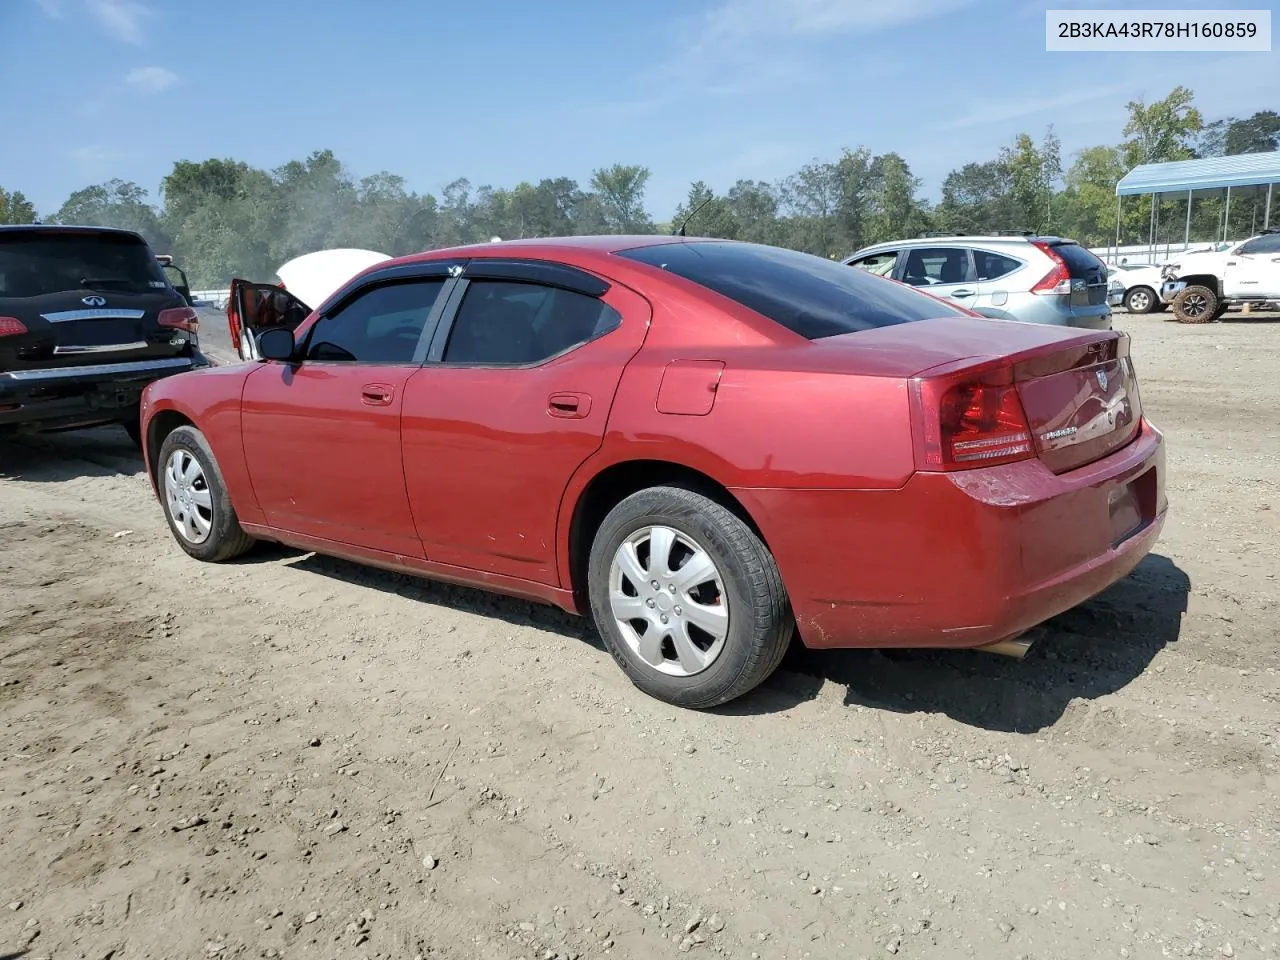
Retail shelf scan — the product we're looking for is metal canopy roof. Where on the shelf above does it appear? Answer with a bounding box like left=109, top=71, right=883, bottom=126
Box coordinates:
left=1116, top=151, right=1280, bottom=196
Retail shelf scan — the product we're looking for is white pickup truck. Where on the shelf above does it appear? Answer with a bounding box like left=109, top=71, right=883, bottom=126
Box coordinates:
left=1161, top=230, right=1280, bottom=322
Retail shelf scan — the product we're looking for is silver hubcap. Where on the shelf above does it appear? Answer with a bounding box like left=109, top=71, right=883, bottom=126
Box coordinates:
left=1182, top=293, right=1208, bottom=317
left=164, top=449, right=213, bottom=544
left=608, top=525, right=729, bottom=677
left=1129, top=290, right=1151, bottom=311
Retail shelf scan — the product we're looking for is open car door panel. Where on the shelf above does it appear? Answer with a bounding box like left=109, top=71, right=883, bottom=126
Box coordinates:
left=227, top=279, right=313, bottom=361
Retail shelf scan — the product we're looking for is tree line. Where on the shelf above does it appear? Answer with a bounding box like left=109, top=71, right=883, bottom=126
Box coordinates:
left=1, top=86, right=1277, bottom=288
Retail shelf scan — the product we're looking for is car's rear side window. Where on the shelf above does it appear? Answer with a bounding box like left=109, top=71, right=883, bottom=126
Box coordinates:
left=973, top=250, right=1023, bottom=281
left=0, top=231, right=166, bottom=297
left=616, top=241, right=966, bottom=339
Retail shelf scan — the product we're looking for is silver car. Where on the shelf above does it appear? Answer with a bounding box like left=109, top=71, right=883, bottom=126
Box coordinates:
left=843, top=234, right=1113, bottom=329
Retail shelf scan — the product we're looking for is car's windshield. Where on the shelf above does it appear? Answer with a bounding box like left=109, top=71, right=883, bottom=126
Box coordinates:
left=0, top=231, right=167, bottom=298
left=616, top=240, right=968, bottom=339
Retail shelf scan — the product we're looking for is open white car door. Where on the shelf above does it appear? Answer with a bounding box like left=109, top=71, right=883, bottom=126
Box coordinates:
left=226, top=248, right=392, bottom=361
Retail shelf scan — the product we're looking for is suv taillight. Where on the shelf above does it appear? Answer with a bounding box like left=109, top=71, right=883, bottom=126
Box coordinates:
left=1029, top=240, right=1071, bottom=296
left=910, top=364, right=1034, bottom=471
left=0, top=317, right=28, bottom=337
left=158, top=306, right=199, bottom=333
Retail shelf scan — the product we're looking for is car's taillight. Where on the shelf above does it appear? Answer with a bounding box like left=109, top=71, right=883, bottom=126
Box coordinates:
left=910, top=364, right=1034, bottom=471
left=1029, top=240, right=1071, bottom=296
left=226, top=299, right=243, bottom=352
left=0, top=317, right=28, bottom=337
left=158, top=306, right=200, bottom=333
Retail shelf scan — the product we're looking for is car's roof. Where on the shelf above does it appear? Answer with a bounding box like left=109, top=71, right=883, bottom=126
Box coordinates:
left=386, top=233, right=695, bottom=268
left=0, top=223, right=147, bottom=239
left=845, top=234, right=1085, bottom=263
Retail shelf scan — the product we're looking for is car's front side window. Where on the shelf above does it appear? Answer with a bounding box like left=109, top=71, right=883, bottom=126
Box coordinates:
left=304, top=279, right=446, bottom=363
left=849, top=250, right=899, bottom=277
left=1238, top=234, right=1280, bottom=256
left=442, top=279, right=621, bottom=366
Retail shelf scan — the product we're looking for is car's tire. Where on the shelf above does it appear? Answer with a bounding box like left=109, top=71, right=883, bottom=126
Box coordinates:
left=156, top=425, right=255, bottom=562
left=1172, top=284, right=1219, bottom=323
left=1123, top=286, right=1157, bottom=314
left=586, top=485, right=793, bottom=709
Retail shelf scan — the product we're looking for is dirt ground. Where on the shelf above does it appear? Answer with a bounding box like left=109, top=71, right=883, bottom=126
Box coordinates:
left=2, top=311, right=1279, bottom=960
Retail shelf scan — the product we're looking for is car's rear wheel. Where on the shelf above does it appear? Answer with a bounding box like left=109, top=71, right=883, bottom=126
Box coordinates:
left=1124, top=286, right=1156, bottom=314
left=157, top=425, right=255, bottom=562
left=1172, top=284, right=1219, bottom=323
left=586, top=485, right=793, bottom=709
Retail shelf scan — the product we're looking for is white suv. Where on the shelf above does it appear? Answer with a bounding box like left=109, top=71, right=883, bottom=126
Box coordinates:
left=844, top=234, right=1113, bottom=329
left=1161, top=230, right=1280, bottom=323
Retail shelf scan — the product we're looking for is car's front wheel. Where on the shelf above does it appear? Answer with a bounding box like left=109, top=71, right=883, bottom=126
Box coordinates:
left=587, top=486, right=793, bottom=709
left=1124, top=286, right=1157, bottom=314
left=157, top=425, right=256, bottom=562
left=1172, top=284, right=1219, bottom=323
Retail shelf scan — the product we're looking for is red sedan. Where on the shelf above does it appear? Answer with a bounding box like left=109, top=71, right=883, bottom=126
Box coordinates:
left=139, top=236, right=1166, bottom=708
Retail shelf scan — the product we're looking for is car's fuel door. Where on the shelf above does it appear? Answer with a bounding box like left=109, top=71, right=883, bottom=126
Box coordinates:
left=228, top=279, right=312, bottom=361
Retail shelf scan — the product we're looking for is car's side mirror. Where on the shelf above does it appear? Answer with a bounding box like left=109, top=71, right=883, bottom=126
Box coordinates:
left=257, top=327, right=298, bottom=362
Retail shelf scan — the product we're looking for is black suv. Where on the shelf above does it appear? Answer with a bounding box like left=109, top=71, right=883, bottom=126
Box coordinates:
left=0, top=225, right=210, bottom=444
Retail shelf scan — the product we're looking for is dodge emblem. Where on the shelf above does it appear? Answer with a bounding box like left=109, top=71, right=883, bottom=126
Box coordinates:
left=82, top=295, right=107, bottom=307
left=1095, top=369, right=1109, bottom=391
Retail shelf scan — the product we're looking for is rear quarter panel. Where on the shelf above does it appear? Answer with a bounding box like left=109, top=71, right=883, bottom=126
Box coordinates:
left=140, top=363, right=263, bottom=525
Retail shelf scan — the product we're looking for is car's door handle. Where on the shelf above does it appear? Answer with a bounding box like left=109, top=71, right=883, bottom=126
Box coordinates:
left=548, top=392, right=591, bottom=418
left=951, top=289, right=974, bottom=298
left=361, top=383, right=394, bottom=406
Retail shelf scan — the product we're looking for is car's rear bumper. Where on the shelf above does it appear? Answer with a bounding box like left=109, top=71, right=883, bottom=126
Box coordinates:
left=0, top=353, right=208, bottom=433
left=732, top=418, right=1166, bottom=649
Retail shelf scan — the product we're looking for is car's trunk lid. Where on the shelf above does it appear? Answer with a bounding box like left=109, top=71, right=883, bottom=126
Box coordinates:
left=1010, top=333, right=1141, bottom=473
left=0, top=287, right=193, bottom=372
left=808, top=315, right=1141, bottom=473
left=0, top=229, right=195, bottom=372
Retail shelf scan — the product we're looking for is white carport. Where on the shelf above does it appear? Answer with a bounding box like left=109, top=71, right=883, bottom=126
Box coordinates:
left=1112, top=150, right=1280, bottom=263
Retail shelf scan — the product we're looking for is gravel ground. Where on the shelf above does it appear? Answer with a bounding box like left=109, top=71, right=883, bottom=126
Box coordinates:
left=2, top=311, right=1278, bottom=960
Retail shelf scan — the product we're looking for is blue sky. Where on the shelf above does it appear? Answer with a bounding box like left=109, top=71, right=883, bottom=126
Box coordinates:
left=1, top=0, right=1277, bottom=220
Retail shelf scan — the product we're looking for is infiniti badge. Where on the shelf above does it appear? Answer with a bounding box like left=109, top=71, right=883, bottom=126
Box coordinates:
left=82, top=295, right=107, bottom=307
left=1095, top=369, right=1109, bottom=391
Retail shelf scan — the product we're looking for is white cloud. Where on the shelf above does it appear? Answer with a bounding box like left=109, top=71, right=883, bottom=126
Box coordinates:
left=86, top=0, right=150, bottom=44
left=31, top=0, right=65, bottom=18
left=125, top=66, right=177, bottom=94
left=937, top=83, right=1131, bottom=131
left=702, top=0, right=976, bottom=41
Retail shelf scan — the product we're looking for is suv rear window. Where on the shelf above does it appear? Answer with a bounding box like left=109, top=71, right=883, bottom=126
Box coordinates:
left=616, top=241, right=966, bottom=339
left=1044, top=241, right=1106, bottom=278
left=0, top=231, right=167, bottom=298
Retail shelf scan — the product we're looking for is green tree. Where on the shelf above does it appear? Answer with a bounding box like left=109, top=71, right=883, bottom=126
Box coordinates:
left=50, top=179, right=170, bottom=250
left=0, top=187, right=38, bottom=224
left=999, top=128, right=1062, bottom=232
left=1056, top=145, right=1126, bottom=246
left=590, top=164, right=654, bottom=233
left=935, top=160, right=1020, bottom=235
left=1122, top=85, right=1203, bottom=167
left=671, top=181, right=739, bottom=238
left=864, top=152, right=931, bottom=245
left=724, top=180, right=781, bottom=245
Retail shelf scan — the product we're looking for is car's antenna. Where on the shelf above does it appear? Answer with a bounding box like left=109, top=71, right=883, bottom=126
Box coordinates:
left=673, top=196, right=715, bottom=237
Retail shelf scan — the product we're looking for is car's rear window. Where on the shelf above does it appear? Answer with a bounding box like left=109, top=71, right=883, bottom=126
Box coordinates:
left=0, top=231, right=167, bottom=298
left=1046, top=241, right=1106, bottom=278
left=615, top=240, right=967, bottom=339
